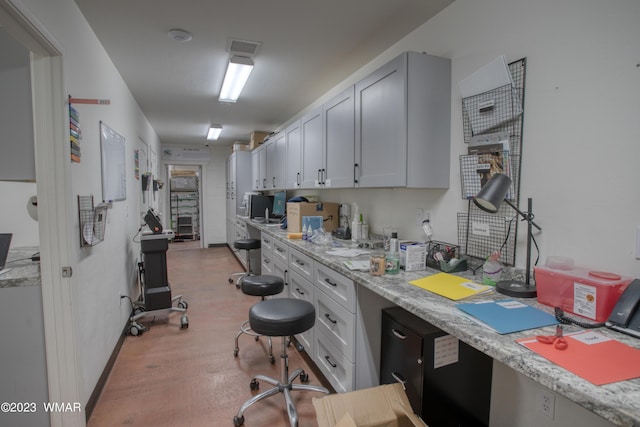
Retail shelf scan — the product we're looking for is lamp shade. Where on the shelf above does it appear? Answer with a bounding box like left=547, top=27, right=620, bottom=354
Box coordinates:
left=473, top=173, right=512, bottom=213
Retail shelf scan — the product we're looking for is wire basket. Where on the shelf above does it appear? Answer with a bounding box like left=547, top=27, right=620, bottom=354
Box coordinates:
left=78, top=195, right=109, bottom=247
left=426, top=241, right=461, bottom=271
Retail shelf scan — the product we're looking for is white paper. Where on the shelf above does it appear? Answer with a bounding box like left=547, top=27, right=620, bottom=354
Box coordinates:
left=434, top=335, right=459, bottom=369
left=458, top=55, right=514, bottom=98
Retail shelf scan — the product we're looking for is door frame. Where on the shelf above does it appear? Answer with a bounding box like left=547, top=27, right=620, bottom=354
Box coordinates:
left=0, top=1, right=83, bottom=426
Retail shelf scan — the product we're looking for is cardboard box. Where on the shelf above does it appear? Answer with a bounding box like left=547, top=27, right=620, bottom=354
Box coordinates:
left=313, top=383, right=426, bottom=427
left=232, top=142, right=249, bottom=151
left=249, top=131, right=269, bottom=150
left=286, top=202, right=339, bottom=233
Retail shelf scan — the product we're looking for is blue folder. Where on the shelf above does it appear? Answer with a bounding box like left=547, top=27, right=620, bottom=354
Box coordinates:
left=456, top=299, right=558, bottom=334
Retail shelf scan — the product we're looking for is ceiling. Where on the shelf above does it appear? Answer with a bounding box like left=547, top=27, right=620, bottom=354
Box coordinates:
left=73, top=0, right=453, bottom=146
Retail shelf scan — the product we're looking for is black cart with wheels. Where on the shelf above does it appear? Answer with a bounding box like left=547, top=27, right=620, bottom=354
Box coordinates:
left=128, top=231, right=189, bottom=336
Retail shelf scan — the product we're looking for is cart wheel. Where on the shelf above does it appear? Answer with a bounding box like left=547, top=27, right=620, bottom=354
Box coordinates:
left=129, top=324, right=141, bottom=336
left=233, top=415, right=244, bottom=426
left=300, top=371, right=309, bottom=383
left=233, top=348, right=239, bottom=358
left=235, top=283, right=241, bottom=289
left=133, top=307, right=145, bottom=315
left=228, top=278, right=234, bottom=284
left=250, top=378, right=259, bottom=390
left=180, top=316, right=189, bottom=329
left=269, top=355, right=275, bottom=365
left=178, top=301, right=188, bottom=310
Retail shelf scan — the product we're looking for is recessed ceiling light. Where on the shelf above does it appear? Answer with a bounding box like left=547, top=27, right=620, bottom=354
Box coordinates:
left=168, top=29, right=192, bottom=42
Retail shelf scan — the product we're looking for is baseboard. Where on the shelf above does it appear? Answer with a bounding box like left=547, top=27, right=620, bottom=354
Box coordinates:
left=208, top=243, right=227, bottom=248
left=84, top=322, right=128, bottom=421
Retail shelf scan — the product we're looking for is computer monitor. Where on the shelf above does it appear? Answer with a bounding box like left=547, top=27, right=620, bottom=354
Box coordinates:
left=272, top=191, right=286, bottom=218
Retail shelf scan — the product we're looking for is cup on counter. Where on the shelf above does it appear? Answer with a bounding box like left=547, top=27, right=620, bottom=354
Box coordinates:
left=369, top=252, right=386, bottom=276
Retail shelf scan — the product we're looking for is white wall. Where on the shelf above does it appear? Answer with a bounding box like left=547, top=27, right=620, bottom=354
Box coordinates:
left=269, top=0, right=640, bottom=281
left=20, top=0, right=162, bottom=404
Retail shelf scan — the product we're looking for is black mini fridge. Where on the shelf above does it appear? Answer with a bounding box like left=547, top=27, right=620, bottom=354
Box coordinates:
left=380, top=306, right=493, bottom=426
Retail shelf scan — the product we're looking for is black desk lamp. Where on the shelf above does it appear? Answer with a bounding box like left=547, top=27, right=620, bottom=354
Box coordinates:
left=473, top=173, right=541, bottom=298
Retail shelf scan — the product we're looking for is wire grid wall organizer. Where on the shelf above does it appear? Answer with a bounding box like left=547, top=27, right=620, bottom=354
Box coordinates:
left=459, top=58, right=526, bottom=266
left=457, top=207, right=517, bottom=266
left=78, top=195, right=109, bottom=247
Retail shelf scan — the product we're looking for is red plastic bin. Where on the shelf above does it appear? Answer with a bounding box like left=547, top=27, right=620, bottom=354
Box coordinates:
left=534, top=265, right=632, bottom=322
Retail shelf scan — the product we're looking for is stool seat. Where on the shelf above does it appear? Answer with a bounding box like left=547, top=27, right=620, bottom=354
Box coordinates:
left=250, top=299, right=315, bottom=337
left=241, top=275, right=284, bottom=297
left=234, top=238, right=261, bottom=251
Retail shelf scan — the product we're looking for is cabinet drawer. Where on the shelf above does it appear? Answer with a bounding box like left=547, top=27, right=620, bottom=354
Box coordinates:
left=289, top=270, right=314, bottom=351
left=314, top=329, right=355, bottom=393
left=315, top=289, right=355, bottom=361
left=315, top=263, right=356, bottom=312
left=260, top=232, right=274, bottom=252
left=272, top=239, right=289, bottom=263
left=261, top=249, right=274, bottom=276
left=380, top=314, right=425, bottom=415
left=288, top=248, right=314, bottom=282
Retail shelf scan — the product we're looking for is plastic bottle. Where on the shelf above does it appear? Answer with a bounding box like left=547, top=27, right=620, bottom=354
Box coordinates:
left=302, top=224, right=308, bottom=241
left=385, top=232, right=400, bottom=274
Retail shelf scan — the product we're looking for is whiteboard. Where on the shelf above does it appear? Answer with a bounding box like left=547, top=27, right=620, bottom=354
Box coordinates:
left=100, top=121, right=126, bottom=202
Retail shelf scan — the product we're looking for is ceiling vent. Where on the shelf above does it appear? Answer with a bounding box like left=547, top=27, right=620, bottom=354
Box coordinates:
left=226, top=38, right=262, bottom=57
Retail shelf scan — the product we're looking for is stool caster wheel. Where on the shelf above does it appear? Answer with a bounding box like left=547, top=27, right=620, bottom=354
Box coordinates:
left=269, top=355, right=275, bottom=364
left=235, top=283, right=241, bottom=289
left=180, top=316, right=189, bottom=329
left=233, top=348, right=239, bottom=358
left=233, top=415, right=244, bottom=426
left=228, top=278, right=234, bottom=284
left=178, top=300, right=188, bottom=309
left=300, top=370, right=309, bottom=383
left=250, top=378, right=259, bottom=390
left=129, top=324, right=143, bottom=336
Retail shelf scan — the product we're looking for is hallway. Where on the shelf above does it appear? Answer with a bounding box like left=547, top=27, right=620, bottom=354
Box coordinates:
left=87, top=241, right=331, bottom=426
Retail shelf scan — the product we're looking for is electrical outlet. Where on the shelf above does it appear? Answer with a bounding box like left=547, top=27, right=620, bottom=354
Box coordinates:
left=415, top=208, right=424, bottom=226
left=537, top=389, right=555, bottom=419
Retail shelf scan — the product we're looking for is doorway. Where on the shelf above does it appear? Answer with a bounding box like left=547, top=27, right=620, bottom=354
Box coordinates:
left=166, top=164, right=203, bottom=246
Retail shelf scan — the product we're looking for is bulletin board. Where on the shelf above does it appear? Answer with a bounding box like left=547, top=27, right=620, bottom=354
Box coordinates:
left=100, top=121, right=126, bottom=202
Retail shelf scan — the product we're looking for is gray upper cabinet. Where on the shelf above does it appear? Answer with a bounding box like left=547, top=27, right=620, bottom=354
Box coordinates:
left=354, top=52, right=451, bottom=188
left=285, top=120, right=302, bottom=189
left=266, top=132, right=286, bottom=189
left=299, top=107, right=323, bottom=189
left=323, top=85, right=355, bottom=188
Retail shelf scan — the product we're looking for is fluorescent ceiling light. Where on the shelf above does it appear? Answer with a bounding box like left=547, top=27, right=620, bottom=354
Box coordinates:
left=206, top=125, right=222, bottom=140
left=219, top=55, right=254, bottom=103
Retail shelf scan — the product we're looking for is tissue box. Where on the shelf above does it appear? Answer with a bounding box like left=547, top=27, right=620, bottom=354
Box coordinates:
left=287, top=202, right=339, bottom=233
left=400, top=242, right=427, bottom=271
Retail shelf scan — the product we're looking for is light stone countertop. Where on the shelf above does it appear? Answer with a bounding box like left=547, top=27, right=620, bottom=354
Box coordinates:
left=243, top=217, right=640, bottom=427
left=0, top=246, right=41, bottom=288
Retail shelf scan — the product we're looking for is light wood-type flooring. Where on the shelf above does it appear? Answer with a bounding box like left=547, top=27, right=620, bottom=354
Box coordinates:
left=87, top=240, right=333, bottom=427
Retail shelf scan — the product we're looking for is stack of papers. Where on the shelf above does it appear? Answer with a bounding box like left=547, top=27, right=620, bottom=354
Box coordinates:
left=342, top=260, right=370, bottom=271
left=409, top=272, right=491, bottom=300
left=456, top=300, right=558, bottom=334
left=517, top=331, right=640, bottom=385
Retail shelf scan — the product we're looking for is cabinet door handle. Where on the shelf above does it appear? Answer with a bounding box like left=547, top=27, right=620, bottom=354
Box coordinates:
left=324, top=355, right=337, bottom=368
left=392, top=329, right=407, bottom=340
left=296, top=172, right=300, bottom=186
left=391, top=372, right=407, bottom=390
left=324, top=313, right=337, bottom=324
left=321, top=168, right=326, bottom=185
left=354, top=163, right=359, bottom=184
left=324, top=278, right=337, bottom=287
left=317, top=169, right=322, bottom=184
left=296, top=260, right=305, bottom=267
left=295, top=287, right=304, bottom=295
left=263, top=258, right=270, bottom=264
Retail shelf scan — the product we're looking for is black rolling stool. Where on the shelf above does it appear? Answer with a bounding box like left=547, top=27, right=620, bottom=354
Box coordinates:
left=228, top=238, right=261, bottom=288
left=233, top=299, right=329, bottom=427
left=233, top=274, right=284, bottom=364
